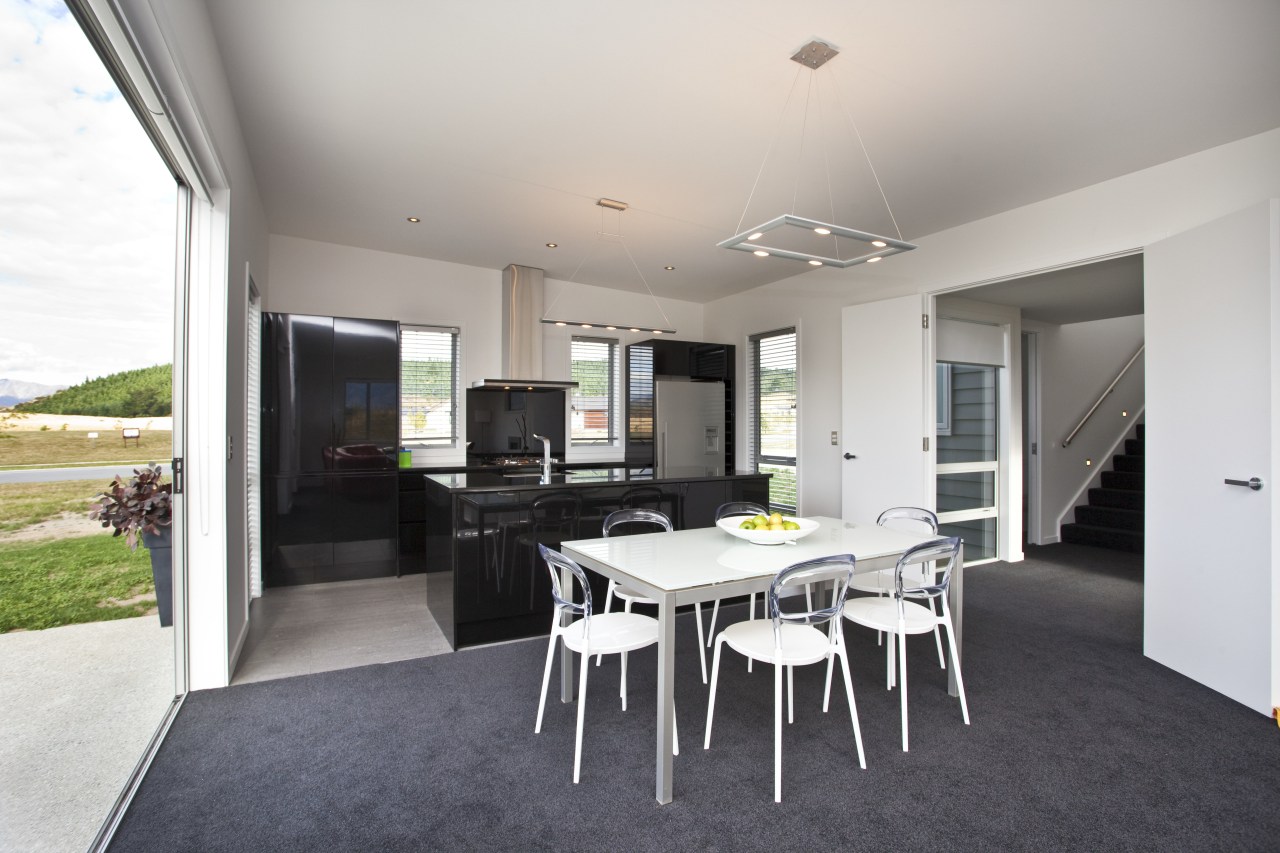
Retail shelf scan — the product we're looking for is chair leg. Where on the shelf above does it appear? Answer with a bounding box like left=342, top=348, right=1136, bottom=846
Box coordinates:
left=746, top=595, right=756, bottom=673
left=774, top=659, right=784, bottom=803
left=942, top=607, right=971, bottom=725
left=704, top=637, right=726, bottom=749
left=836, top=646, right=867, bottom=769
left=692, top=603, right=707, bottom=684
left=929, top=597, right=946, bottom=669
left=596, top=583, right=617, bottom=666
left=573, top=650, right=589, bottom=783
left=898, top=624, right=910, bottom=752
left=822, top=653, right=834, bottom=712
left=620, top=649, right=629, bottom=711
left=672, top=706, right=680, bottom=756
left=535, top=633, right=558, bottom=734
left=787, top=665, right=795, bottom=725
left=706, top=599, right=720, bottom=647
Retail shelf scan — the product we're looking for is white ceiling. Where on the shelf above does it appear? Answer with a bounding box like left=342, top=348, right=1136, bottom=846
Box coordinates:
left=953, top=254, right=1144, bottom=325
left=204, top=0, right=1280, bottom=305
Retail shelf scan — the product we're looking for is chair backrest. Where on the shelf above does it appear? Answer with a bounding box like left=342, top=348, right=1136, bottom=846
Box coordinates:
left=715, top=501, right=768, bottom=522
left=623, top=486, right=666, bottom=511
left=894, top=536, right=961, bottom=599
left=602, top=508, right=672, bottom=537
left=876, top=506, right=939, bottom=534
left=530, top=492, right=582, bottom=536
left=538, top=543, right=592, bottom=620
left=767, top=555, right=856, bottom=645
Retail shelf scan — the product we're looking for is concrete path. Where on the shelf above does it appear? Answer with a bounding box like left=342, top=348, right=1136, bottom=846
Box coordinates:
left=0, top=617, right=174, bottom=853
left=0, top=464, right=171, bottom=485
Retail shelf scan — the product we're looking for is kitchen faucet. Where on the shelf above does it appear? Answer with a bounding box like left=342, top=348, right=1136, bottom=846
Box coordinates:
left=532, top=433, right=552, bottom=484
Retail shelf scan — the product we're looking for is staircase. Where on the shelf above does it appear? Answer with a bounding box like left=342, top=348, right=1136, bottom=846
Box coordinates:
left=1060, top=423, right=1144, bottom=553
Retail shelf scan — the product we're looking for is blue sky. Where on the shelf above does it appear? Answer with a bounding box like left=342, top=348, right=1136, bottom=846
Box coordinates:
left=0, top=0, right=174, bottom=387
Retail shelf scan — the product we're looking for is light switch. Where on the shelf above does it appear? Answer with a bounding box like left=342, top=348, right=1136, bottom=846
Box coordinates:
left=830, top=430, right=838, bottom=445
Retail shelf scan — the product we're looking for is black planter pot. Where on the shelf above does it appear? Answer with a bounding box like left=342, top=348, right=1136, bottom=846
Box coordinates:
left=140, top=527, right=173, bottom=627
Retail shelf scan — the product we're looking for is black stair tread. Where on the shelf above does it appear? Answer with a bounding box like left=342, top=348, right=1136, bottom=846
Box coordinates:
left=1124, top=438, right=1145, bottom=456
left=1101, top=470, right=1144, bottom=491
left=1075, top=505, right=1144, bottom=530
left=1112, top=455, right=1144, bottom=473
left=1061, top=523, right=1144, bottom=553
left=1088, top=487, right=1145, bottom=510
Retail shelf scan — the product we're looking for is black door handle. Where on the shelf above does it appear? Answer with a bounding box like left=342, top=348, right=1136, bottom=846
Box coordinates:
left=843, top=453, right=857, bottom=460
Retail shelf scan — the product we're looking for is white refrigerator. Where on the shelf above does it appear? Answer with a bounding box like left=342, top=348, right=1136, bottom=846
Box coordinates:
left=654, top=379, right=725, bottom=478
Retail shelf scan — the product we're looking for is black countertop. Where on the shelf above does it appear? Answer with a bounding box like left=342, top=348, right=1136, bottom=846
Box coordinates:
left=424, top=467, right=768, bottom=494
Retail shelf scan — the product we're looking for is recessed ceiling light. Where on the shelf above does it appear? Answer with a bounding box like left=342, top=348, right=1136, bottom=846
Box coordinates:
left=406, top=217, right=421, bottom=223
left=664, top=266, right=675, bottom=271
left=814, top=227, right=831, bottom=235
left=871, top=240, right=887, bottom=248
left=753, top=250, right=770, bottom=257
left=546, top=242, right=558, bottom=248
left=747, top=232, right=763, bottom=241
left=866, top=256, right=882, bottom=263
left=808, top=259, right=823, bottom=266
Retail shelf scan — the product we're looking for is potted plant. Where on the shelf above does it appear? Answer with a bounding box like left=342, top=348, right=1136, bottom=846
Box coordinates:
left=89, top=463, right=174, bottom=627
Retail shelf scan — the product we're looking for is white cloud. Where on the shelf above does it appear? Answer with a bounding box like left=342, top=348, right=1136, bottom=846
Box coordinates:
left=0, top=0, right=175, bottom=387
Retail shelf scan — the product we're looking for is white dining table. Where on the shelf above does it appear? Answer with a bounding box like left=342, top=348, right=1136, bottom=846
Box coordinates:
left=561, top=515, right=962, bottom=804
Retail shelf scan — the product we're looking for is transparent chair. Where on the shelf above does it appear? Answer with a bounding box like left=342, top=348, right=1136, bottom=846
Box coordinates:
left=704, top=554, right=866, bottom=802
left=849, top=507, right=947, bottom=668
left=534, top=544, right=678, bottom=783
left=835, top=536, right=969, bottom=752
left=515, top=492, right=582, bottom=605
left=595, top=508, right=708, bottom=684
left=705, top=501, right=770, bottom=641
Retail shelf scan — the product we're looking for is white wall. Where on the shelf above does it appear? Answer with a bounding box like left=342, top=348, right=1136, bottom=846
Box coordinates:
left=1023, top=314, right=1145, bottom=542
left=268, top=236, right=706, bottom=466
left=121, top=0, right=270, bottom=690
left=702, top=291, right=848, bottom=516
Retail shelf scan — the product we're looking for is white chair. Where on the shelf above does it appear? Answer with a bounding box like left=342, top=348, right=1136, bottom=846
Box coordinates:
left=595, top=509, right=708, bottom=683
left=704, top=554, right=866, bottom=803
left=705, top=501, right=769, bottom=641
left=534, top=543, right=678, bottom=783
left=835, top=536, right=969, bottom=752
left=848, top=506, right=947, bottom=668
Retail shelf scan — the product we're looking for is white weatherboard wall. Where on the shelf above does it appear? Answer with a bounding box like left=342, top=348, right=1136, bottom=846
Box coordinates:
left=1023, top=314, right=1145, bottom=543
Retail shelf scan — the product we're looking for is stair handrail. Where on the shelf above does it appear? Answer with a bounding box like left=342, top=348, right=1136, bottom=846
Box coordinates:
left=1062, top=345, right=1144, bottom=448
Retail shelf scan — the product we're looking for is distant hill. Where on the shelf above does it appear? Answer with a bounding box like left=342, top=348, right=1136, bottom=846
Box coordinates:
left=0, top=378, right=66, bottom=408
left=13, top=365, right=172, bottom=418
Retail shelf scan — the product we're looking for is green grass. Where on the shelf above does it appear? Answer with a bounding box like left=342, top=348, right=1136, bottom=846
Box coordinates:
left=0, top=535, right=155, bottom=632
left=0, top=480, right=105, bottom=533
left=0, top=427, right=171, bottom=469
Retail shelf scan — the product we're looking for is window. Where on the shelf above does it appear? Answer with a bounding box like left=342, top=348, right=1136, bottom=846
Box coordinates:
left=750, top=327, right=798, bottom=513
left=400, top=325, right=460, bottom=446
left=571, top=336, right=618, bottom=445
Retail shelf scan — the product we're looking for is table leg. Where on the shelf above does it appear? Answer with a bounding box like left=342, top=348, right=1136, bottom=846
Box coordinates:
left=656, top=590, right=676, bottom=804
left=560, top=565, right=574, bottom=704
left=947, top=540, right=964, bottom=698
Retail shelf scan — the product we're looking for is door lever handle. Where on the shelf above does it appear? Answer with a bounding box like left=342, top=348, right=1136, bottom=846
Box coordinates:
left=1225, top=477, right=1264, bottom=491
left=843, top=452, right=857, bottom=460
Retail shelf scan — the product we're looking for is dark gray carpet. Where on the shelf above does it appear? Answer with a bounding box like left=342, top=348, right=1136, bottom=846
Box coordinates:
left=108, top=544, right=1280, bottom=852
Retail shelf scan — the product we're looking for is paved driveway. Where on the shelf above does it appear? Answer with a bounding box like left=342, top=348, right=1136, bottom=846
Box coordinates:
left=0, top=464, right=171, bottom=484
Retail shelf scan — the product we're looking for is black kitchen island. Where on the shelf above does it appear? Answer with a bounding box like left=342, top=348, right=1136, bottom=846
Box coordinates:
left=423, top=468, right=770, bottom=648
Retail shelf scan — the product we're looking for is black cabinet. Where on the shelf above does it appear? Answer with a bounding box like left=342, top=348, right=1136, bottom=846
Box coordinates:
left=262, top=313, right=400, bottom=587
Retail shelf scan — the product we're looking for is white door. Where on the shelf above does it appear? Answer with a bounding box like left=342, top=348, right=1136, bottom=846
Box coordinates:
left=841, top=294, right=933, bottom=522
left=1144, top=200, right=1276, bottom=714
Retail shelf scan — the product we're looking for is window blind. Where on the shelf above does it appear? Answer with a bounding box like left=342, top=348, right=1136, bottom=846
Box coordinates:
left=571, top=336, right=617, bottom=444
left=751, top=327, right=798, bottom=513
left=400, top=325, right=460, bottom=445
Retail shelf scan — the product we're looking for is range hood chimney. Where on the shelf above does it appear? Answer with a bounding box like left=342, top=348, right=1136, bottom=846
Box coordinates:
left=472, top=264, right=578, bottom=391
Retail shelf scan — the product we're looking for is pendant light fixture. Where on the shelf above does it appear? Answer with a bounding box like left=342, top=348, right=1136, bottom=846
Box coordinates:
left=541, top=198, right=677, bottom=335
left=718, top=40, right=916, bottom=268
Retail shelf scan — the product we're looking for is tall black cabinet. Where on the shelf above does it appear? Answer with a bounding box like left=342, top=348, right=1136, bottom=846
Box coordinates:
left=262, top=313, right=400, bottom=586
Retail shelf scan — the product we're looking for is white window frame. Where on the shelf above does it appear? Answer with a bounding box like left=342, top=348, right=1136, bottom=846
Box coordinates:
left=749, top=326, right=799, bottom=514
left=570, top=335, right=620, bottom=446
left=400, top=325, right=461, bottom=449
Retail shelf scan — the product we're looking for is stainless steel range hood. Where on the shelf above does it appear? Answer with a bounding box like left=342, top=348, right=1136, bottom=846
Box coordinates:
left=471, top=378, right=578, bottom=390
left=475, top=264, right=578, bottom=391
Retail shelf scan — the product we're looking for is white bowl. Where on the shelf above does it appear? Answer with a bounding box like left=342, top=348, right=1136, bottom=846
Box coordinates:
left=716, top=515, right=819, bottom=545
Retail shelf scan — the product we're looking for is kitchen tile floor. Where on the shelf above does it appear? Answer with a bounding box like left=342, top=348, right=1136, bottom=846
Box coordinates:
left=232, top=574, right=453, bottom=685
